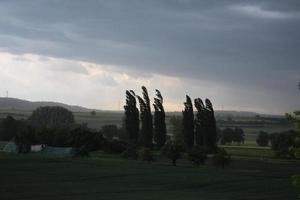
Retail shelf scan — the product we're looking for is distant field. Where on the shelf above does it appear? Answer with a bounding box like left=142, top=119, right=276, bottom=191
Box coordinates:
left=221, top=145, right=275, bottom=158
left=0, top=152, right=299, bottom=200
left=0, top=110, right=294, bottom=145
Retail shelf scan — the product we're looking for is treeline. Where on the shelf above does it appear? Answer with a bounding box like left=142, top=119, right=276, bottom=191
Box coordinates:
left=2, top=87, right=231, bottom=167
left=256, top=130, right=299, bottom=158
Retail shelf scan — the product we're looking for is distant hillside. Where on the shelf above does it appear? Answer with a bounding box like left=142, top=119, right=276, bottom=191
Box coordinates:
left=0, top=97, right=282, bottom=118
left=0, top=97, right=94, bottom=112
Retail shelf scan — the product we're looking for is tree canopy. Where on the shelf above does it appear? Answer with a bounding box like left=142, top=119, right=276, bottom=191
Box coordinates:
left=29, top=106, right=75, bottom=128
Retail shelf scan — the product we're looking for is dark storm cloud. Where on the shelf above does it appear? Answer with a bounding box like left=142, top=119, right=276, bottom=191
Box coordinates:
left=0, top=1, right=299, bottom=97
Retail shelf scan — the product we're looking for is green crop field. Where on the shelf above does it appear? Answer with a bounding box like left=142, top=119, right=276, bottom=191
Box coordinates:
left=0, top=152, right=299, bottom=200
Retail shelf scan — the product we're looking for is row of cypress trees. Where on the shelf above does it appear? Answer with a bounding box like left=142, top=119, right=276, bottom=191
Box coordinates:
left=124, top=86, right=167, bottom=148
left=124, top=88, right=217, bottom=151
left=183, top=95, right=217, bottom=151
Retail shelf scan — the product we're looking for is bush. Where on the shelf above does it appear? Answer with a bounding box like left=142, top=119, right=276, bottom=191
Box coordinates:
left=161, top=141, right=184, bottom=166
left=138, top=148, right=154, bottom=162
left=211, top=148, right=231, bottom=168
left=121, top=144, right=138, bottom=160
left=219, top=127, right=244, bottom=145
left=256, top=131, right=269, bottom=146
left=104, top=140, right=127, bottom=154
left=74, top=146, right=90, bottom=157
left=188, top=146, right=208, bottom=166
left=102, top=125, right=118, bottom=140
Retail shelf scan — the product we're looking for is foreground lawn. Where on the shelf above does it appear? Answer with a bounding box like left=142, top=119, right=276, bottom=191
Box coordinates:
left=0, top=152, right=299, bottom=200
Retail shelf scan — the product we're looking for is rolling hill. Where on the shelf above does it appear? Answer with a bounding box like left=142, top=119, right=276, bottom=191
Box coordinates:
left=0, top=97, right=94, bottom=112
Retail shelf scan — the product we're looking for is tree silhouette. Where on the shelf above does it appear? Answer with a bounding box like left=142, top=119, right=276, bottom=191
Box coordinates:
left=153, top=89, right=167, bottom=149
left=124, top=90, right=139, bottom=143
left=137, top=86, right=153, bottom=148
left=182, top=95, right=194, bottom=149
left=29, top=106, right=74, bottom=128
left=194, top=98, right=205, bottom=146
left=204, top=99, right=217, bottom=151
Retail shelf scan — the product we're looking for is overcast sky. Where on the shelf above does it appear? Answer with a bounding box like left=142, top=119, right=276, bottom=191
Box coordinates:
left=0, top=0, right=299, bottom=114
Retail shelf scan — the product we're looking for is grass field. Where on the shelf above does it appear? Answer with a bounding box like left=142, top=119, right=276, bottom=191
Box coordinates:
left=222, top=145, right=275, bottom=158
left=0, top=152, right=299, bottom=200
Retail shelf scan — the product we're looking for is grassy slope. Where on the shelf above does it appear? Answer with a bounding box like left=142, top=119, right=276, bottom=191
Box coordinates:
left=0, top=152, right=299, bottom=200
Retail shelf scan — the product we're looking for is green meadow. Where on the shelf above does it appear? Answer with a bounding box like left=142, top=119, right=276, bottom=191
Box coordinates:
left=0, top=152, right=299, bottom=200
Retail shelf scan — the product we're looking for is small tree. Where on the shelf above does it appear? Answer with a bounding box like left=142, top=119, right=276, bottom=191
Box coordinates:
left=161, top=141, right=184, bottom=166
left=256, top=131, right=269, bottom=146
left=188, top=145, right=208, bottom=166
left=211, top=148, right=231, bottom=168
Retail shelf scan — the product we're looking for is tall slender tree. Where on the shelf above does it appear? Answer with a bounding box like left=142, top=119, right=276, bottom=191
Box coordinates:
left=194, top=98, right=205, bottom=146
left=182, top=95, right=194, bottom=149
left=204, top=98, right=217, bottom=150
left=137, top=86, right=153, bottom=148
left=124, top=90, right=139, bottom=143
left=153, top=89, right=167, bottom=149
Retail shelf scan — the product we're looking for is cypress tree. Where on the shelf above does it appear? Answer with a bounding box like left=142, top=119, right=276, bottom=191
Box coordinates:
left=194, top=98, right=205, bottom=146
left=124, top=90, right=139, bottom=143
left=182, top=95, right=194, bottom=149
left=153, top=89, right=167, bottom=149
left=137, top=86, right=153, bottom=148
left=204, top=99, right=217, bottom=151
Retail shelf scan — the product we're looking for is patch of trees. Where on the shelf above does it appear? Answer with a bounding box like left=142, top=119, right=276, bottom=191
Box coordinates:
left=123, top=87, right=217, bottom=152
left=256, top=131, right=269, bottom=146
left=122, top=87, right=227, bottom=167
left=270, top=130, right=297, bottom=158
left=15, top=124, right=105, bottom=154
left=219, top=127, right=244, bottom=145
left=12, top=106, right=106, bottom=155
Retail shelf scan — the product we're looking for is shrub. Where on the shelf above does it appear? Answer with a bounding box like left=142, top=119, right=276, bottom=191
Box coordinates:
left=161, top=141, right=184, bottom=166
left=74, top=146, right=90, bottom=157
left=121, top=144, right=138, bottom=160
left=102, top=125, right=118, bottom=140
left=104, top=140, right=127, bottom=154
left=138, top=148, right=154, bottom=162
left=211, top=148, right=231, bottom=168
left=188, top=145, right=208, bottom=166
